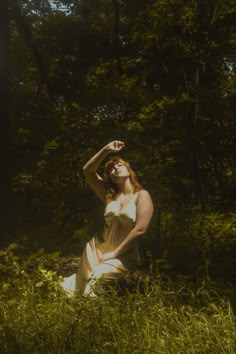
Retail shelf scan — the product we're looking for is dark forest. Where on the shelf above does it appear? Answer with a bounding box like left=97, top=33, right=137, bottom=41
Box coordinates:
left=0, top=1, right=235, bottom=352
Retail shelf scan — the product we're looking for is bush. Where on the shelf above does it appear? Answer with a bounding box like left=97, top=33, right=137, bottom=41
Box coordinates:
left=160, top=210, right=236, bottom=280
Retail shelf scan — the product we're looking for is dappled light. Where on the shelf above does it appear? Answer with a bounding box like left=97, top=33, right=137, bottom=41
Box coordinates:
left=0, top=0, right=235, bottom=352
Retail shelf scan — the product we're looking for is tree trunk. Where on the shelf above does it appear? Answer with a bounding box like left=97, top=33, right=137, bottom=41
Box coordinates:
left=113, top=0, right=122, bottom=75
left=192, top=65, right=206, bottom=213
left=10, top=0, right=54, bottom=99
left=0, top=0, right=12, bottom=232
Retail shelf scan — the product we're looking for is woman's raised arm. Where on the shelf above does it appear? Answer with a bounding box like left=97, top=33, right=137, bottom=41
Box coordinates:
left=83, top=141, right=125, bottom=202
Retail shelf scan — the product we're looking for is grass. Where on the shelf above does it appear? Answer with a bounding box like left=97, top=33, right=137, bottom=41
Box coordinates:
left=0, top=270, right=235, bottom=354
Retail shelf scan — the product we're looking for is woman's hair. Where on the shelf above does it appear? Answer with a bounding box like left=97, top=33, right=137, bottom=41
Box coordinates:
left=103, top=156, right=143, bottom=202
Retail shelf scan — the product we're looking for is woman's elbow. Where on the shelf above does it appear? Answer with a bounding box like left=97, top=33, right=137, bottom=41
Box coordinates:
left=134, top=227, right=146, bottom=236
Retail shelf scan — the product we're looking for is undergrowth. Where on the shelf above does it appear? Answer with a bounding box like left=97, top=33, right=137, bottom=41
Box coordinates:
left=0, top=245, right=235, bottom=353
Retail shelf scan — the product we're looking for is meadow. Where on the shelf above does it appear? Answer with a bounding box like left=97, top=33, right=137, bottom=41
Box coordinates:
left=0, top=246, right=235, bottom=354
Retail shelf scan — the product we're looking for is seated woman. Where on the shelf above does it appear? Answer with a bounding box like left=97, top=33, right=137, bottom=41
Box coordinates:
left=62, top=141, right=154, bottom=296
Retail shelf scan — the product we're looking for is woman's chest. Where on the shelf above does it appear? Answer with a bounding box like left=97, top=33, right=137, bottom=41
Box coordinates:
left=104, top=197, right=137, bottom=223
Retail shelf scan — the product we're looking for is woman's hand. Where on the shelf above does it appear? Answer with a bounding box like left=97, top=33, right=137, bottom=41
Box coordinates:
left=106, top=141, right=125, bottom=153
left=99, top=251, right=117, bottom=263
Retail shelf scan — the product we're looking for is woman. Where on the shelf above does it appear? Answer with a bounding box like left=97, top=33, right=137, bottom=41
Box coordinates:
left=62, top=141, right=153, bottom=296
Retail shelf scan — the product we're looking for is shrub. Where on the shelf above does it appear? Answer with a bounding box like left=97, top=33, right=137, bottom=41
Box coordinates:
left=160, top=210, right=236, bottom=280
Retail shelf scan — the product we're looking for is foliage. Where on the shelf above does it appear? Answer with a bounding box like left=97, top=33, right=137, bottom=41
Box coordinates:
left=0, top=0, right=235, bottom=289
left=1, top=3, right=235, bottom=351
left=158, top=210, right=236, bottom=279
left=0, top=245, right=235, bottom=353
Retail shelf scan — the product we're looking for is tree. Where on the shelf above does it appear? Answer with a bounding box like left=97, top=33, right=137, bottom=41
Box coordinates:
left=0, top=0, right=12, bottom=230
left=3, top=0, right=235, bottom=262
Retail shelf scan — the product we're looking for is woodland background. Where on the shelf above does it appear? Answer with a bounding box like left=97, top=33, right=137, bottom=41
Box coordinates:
left=0, top=0, right=235, bottom=282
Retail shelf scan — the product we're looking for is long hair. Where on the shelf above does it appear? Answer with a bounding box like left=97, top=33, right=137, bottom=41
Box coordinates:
left=103, top=156, right=143, bottom=203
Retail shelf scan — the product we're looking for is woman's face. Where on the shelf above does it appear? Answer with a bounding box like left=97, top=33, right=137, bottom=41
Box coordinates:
left=109, top=161, right=130, bottom=181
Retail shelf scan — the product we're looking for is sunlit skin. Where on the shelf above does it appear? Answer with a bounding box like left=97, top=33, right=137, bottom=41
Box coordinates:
left=83, top=140, right=153, bottom=267
left=110, top=162, right=130, bottom=179
left=109, top=162, right=134, bottom=195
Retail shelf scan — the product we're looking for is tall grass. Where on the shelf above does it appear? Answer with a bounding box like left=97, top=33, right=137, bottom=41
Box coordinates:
left=0, top=273, right=235, bottom=354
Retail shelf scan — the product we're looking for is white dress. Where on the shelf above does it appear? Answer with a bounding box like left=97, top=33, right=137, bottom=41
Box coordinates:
left=61, top=192, right=140, bottom=296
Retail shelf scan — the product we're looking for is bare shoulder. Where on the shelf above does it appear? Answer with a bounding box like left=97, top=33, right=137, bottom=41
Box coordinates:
left=137, top=190, right=152, bottom=200
left=136, top=189, right=153, bottom=206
